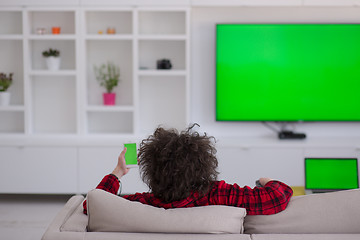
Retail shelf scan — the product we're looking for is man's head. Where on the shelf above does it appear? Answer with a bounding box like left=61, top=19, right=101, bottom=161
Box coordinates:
left=138, top=124, right=219, bottom=203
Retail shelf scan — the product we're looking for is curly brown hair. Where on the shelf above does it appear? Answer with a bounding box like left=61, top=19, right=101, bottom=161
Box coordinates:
left=138, top=124, right=219, bottom=203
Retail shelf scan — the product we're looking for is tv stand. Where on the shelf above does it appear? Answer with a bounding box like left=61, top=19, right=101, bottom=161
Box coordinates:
left=278, top=131, right=306, bottom=140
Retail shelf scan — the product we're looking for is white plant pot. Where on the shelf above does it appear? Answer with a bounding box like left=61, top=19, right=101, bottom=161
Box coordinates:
left=0, top=92, right=11, bottom=106
left=45, top=56, right=61, bottom=71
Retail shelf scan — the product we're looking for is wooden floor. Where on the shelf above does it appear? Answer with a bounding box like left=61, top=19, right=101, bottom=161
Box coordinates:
left=0, top=194, right=72, bottom=240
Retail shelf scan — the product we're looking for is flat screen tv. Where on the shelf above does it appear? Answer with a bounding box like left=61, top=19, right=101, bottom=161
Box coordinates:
left=216, top=24, right=360, bottom=121
left=305, top=158, right=359, bottom=192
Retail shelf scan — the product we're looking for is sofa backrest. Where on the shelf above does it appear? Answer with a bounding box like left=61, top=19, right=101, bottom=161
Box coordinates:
left=244, top=188, right=360, bottom=234
left=87, top=189, right=247, bottom=234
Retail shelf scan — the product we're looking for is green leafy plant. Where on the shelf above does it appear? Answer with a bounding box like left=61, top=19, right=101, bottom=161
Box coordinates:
left=42, top=48, right=60, bottom=57
left=94, top=62, right=120, bottom=93
left=0, top=72, right=13, bottom=92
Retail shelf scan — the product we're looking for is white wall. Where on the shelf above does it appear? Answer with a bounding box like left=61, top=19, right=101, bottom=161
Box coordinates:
left=190, top=7, right=360, bottom=187
left=191, top=7, right=360, bottom=139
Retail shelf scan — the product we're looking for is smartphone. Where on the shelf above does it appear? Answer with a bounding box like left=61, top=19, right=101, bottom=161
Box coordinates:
left=124, top=143, right=138, bottom=167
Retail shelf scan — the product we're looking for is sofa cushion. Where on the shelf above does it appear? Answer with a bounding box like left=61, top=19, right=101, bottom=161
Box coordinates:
left=244, top=189, right=360, bottom=234
left=60, top=203, right=88, bottom=232
left=87, top=189, right=247, bottom=234
left=251, top=234, right=360, bottom=240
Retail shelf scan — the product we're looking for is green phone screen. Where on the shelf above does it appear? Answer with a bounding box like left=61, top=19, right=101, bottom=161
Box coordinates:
left=124, top=143, right=137, bottom=165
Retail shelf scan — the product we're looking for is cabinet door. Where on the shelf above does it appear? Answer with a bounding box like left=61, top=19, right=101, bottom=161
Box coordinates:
left=78, top=147, right=148, bottom=194
left=0, top=147, right=77, bottom=193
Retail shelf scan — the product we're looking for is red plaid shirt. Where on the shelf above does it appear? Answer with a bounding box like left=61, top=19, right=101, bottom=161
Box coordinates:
left=83, top=174, right=293, bottom=215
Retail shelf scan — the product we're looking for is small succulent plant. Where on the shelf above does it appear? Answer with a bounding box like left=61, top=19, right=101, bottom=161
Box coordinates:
left=0, top=72, right=13, bottom=92
left=42, top=48, right=60, bottom=57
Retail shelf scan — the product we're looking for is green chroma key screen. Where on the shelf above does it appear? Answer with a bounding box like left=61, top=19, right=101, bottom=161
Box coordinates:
left=216, top=24, right=360, bottom=121
left=305, top=158, right=359, bottom=190
left=124, top=143, right=138, bottom=165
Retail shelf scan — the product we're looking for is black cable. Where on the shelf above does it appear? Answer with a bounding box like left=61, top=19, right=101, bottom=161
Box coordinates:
left=262, top=121, right=280, bottom=133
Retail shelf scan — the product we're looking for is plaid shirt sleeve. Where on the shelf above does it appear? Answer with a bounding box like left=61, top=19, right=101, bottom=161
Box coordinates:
left=209, top=180, right=293, bottom=215
left=83, top=174, right=120, bottom=214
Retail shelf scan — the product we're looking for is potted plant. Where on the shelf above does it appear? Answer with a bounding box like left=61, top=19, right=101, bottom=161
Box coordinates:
left=42, top=48, right=60, bottom=71
left=94, top=62, right=120, bottom=105
left=0, top=72, right=13, bottom=106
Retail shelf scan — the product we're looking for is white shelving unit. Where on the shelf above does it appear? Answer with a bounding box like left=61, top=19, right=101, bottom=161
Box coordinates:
left=0, top=6, right=190, bottom=138
left=0, top=6, right=190, bottom=194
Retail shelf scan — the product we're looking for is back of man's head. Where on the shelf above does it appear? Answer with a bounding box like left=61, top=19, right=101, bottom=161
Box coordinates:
left=138, top=124, right=219, bottom=203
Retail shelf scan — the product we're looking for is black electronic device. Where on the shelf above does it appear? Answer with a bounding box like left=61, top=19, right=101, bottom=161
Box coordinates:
left=305, top=158, right=359, bottom=193
left=278, top=131, right=307, bottom=140
left=157, top=59, right=172, bottom=69
left=255, top=180, right=263, bottom=188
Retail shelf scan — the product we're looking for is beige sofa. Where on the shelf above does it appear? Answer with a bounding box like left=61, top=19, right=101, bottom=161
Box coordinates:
left=42, top=188, right=360, bottom=240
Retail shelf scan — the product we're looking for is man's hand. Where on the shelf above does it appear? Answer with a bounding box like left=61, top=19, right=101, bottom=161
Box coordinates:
left=259, top=177, right=273, bottom=186
left=111, top=148, right=130, bottom=179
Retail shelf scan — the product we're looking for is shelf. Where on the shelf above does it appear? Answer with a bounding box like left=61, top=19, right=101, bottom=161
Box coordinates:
left=139, top=40, right=186, bottom=70
left=29, top=70, right=77, bottom=76
left=87, top=111, right=133, bottom=134
left=85, top=34, right=133, bottom=40
left=138, top=69, right=187, bottom=76
left=0, top=35, right=23, bottom=40
left=0, top=106, right=25, bottom=112
left=27, top=10, right=76, bottom=35
left=85, top=10, right=132, bottom=35
left=29, top=39, right=76, bottom=71
left=86, top=105, right=134, bottom=112
left=29, top=34, right=76, bottom=40
left=138, top=35, right=187, bottom=40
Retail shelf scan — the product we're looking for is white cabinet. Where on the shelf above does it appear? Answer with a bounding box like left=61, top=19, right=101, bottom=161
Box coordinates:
left=191, top=0, right=302, bottom=6
left=303, top=0, right=359, bottom=6
left=0, top=147, right=77, bottom=194
left=216, top=139, right=360, bottom=188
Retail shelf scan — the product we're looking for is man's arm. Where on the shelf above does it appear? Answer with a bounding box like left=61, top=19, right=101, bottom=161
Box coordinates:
left=83, top=148, right=130, bottom=214
left=210, top=179, right=293, bottom=215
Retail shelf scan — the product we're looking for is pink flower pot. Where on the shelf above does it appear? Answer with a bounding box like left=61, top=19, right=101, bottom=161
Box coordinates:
left=103, top=93, right=116, bottom=105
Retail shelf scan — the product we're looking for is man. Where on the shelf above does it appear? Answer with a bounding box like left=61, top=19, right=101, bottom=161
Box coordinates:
left=84, top=124, right=293, bottom=215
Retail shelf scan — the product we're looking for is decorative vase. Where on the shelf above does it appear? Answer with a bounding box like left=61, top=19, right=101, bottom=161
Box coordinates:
left=103, top=92, right=116, bottom=105
left=52, top=27, right=61, bottom=34
left=0, top=92, right=11, bottom=106
left=45, top=57, right=61, bottom=71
